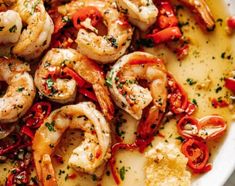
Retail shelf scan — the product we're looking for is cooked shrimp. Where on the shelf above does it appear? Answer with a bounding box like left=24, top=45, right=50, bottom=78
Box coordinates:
left=34, top=48, right=114, bottom=120
left=116, top=0, right=158, bottom=31
left=0, top=58, right=35, bottom=123
left=32, top=102, right=111, bottom=186
left=107, top=52, right=167, bottom=120
left=58, top=0, right=133, bottom=63
left=178, top=0, right=215, bottom=31
left=12, top=0, right=54, bottom=59
left=0, top=10, right=22, bottom=44
left=0, top=0, right=15, bottom=11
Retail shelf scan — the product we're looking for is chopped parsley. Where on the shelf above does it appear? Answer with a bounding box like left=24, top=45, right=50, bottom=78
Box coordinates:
left=17, top=87, right=25, bottom=92
left=9, top=25, right=17, bottom=33
left=119, top=166, right=126, bottom=181
left=105, top=77, right=113, bottom=87
left=186, top=78, right=197, bottom=86
left=192, top=99, right=198, bottom=106
left=45, top=121, right=56, bottom=132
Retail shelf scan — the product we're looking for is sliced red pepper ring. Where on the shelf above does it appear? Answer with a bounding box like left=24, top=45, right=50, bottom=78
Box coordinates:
left=146, top=27, right=182, bottom=44
left=177, top=115, right=227, bottom=141
left=224, top=77, right=235, bottom=92
left=181, top=138, right=210, bottom=173
left=24, top=102, right=51, bottom=129
left=109, top=143, right=137, bottom=184
left=156, top=0, right=179, bottom=29
left=177, top=116, right=200, bottom=139
left=72, top=6, right=102, bottom=30
left=198, top=115, right=227, bottom=140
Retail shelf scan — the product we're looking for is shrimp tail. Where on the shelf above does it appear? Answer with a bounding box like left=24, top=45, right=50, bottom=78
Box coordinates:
left=42, top=154, right=58, bottom=186
left=179, top=0, right=215, bottom=31
left=93, top=84, right=114, bottom=121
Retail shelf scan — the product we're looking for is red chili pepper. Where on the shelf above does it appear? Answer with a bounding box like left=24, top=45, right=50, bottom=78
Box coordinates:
left=24, top=102, right=51, bottom=129
left=6, top=171, right=15, bottom=186
left=72, top=6, right=102, bottom=30
left=177, top=115, right=227, bottom=141
left=109, top=143, right=137, bottom=184
left=21, top=126, right=34, bottom=139
left=62, top=67, right=86, bottom=87
left=129, top=56, right=164, bottom=65
left=156, top=0, right=178, bottom=29
left=67, top=173, right=77, bottom=179
left=181, top=138, right=210, bottom=173
left=177, top=116, right=200, bottom=139
left=167, top=73, right=196, bottom=115
left=227, top=16, right=235, bottom=29
left=79, top=88, right=98, bottom=102
left=199, top=115, right=227, bottom=140
left=135, top=136, right=154, bottom=153
left=0, top=134, right=21, bottom=155
left=146, top=27, right=182, bottom=44
left=48, top=9, right=67, bottom=34
left=224, top=77, right=235, bottom=92
left=211, top=98, right=229, bottom=108
left=137, top=107, right=164, bottom=139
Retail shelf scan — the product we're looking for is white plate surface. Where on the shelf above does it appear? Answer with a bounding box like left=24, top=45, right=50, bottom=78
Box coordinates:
left=193, top=1, right=235, bottom=186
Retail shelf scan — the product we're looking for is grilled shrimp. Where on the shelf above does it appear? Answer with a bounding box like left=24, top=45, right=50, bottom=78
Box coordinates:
left=34, top=48, right=114, bottom=120
left=58, top=0, right=133, bottom=63
left=32, top=102, right=111, bottom=186
left=0, top=58, right=35, bottom=123
left=0, top=10, right=22, bottom=44
left=107, top=52, right=167, bottom=120
left=178, top=0, right=215, bottom=31
left=11, top=0, right=54, bottom=59
left=116, top=0, right=158, bottom=31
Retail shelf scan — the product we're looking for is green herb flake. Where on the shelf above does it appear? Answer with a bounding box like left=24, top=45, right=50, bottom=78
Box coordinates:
left=45, top=121, right=56, bottom=132
left=215, top=86, right=222, bottom=93
left=119, top=166, right=126, bottom=181
left=105, top=77, right=113, bottom=87
left=192, top=99, right=198, bottom=106
left=186, top=78, right=197, bottom=86
left=9, top=25, right=17, bottom=33
left=175, top=136, right=184, bottom=142
left=17, top=87, right=25, bottom=92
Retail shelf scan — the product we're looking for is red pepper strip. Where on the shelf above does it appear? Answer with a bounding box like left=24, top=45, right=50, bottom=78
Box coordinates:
left=49, top=9, right=67, bottom=34
left=21, top=126, right=34, bottom=139
left=109, top=143, right=137, bottom=184
left=62, top=67, right=86, bottom=87
left=167, top=73, right=196, bottom=115
left=6, top=172, right=14, bottom=186
left=146, top=27, right=182, bottom=44
left=137, top=107, right=164, bottom=139
left=129, top=56, right=164, bottom=65
left=177, top=116, right=200, bottom=139
left=25, top=102, right=51, bottom=128
left=79, top=88, right=98, bottom=102
left=156, top=0, right=179, bottom=29
left=135, top=136, right=154, bottom=153
left=227, top=16, right=235, bottom=29
left=224, top=77, right=235, bottom=92
left=211, top=98, right=229, bottom=108
left=0, top=134, right=21, bottom=155
left=72, top=6, right=102, bottom=30
left=181, top=138, right=210, bottom=173
left=199, top=115, right=227, bottom=140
